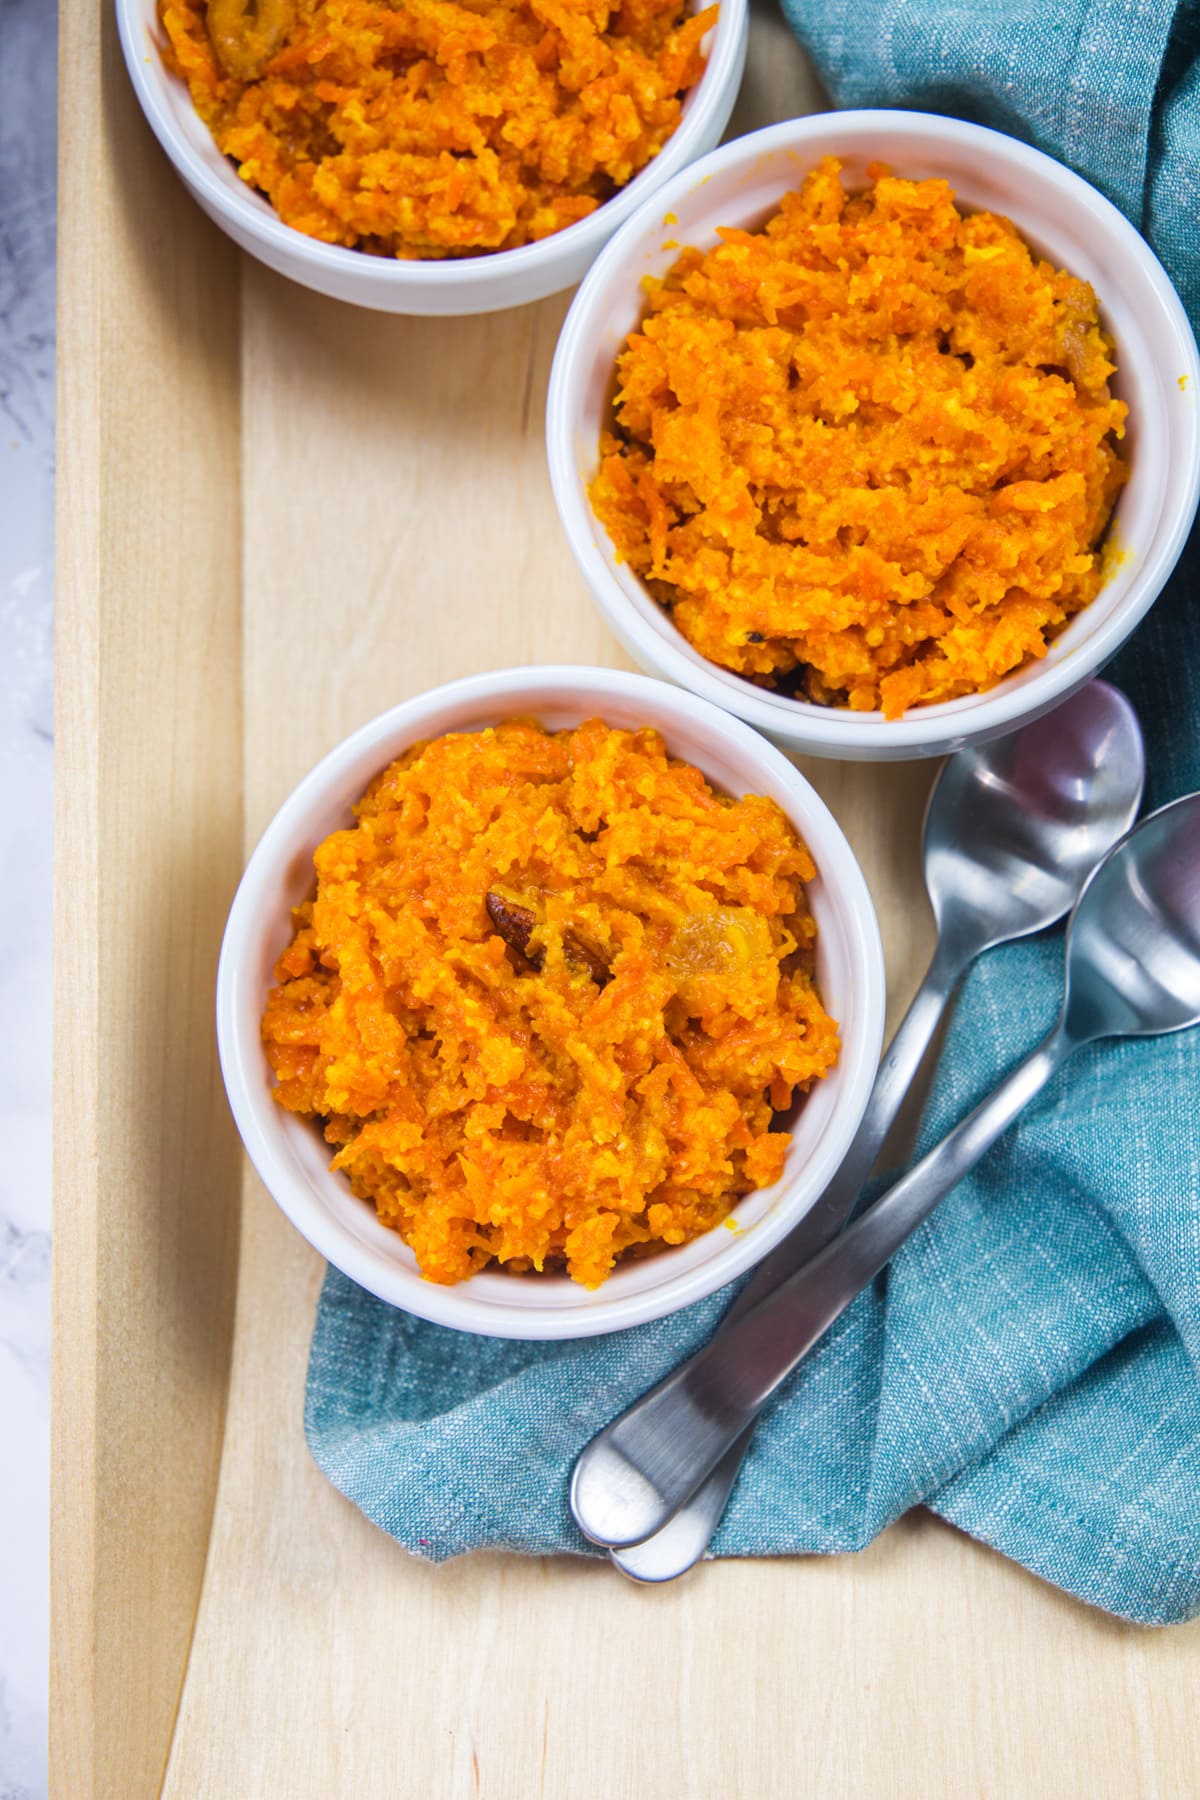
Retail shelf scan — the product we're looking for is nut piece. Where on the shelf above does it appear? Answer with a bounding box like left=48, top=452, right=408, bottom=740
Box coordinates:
left=561, top=928, right=611, bottom=989
left=485, top=892, right=538, bottom=963
left=485, top=892, right=610, bottom=986
left=207, top=0, right=294, bottom=80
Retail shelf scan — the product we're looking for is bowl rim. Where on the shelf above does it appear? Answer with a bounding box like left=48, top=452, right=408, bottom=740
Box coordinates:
left=546, top=109, right=1200, bottom=756
left=114, top=0, right=749, bottom=294
left=215, top=665, right=886, bottom=1338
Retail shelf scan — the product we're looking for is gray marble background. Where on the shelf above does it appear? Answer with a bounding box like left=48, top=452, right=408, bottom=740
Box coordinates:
left=0, top=0, right=55, bottom=1795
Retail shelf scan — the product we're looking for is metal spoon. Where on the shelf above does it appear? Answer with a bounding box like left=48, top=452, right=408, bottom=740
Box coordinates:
left=573, top=792, right=1200, bottom=1553
left=608, top=680, right=1144, bottom=1581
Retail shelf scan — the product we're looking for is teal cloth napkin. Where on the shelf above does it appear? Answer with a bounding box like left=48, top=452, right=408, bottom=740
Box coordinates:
left=305, top=1, right=1200, bottom=1621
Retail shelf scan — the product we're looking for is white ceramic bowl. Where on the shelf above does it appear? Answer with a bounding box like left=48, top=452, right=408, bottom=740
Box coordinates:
left=547, top=112, right=1200, bottom=760
left=216, top=666, right=885, bottom=1338
left=115, top=0, right=748, bottom=315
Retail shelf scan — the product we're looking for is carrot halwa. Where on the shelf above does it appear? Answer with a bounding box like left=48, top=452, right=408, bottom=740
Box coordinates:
left=590, top=158, right=1128, bottom=717
left=261, top=719, right=839, bottom=1287
left=159, top=0, right=717, bottom=257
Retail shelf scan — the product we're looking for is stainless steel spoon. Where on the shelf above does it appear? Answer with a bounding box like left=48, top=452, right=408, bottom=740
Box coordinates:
left=574, top=789, right=1200, bottom=1557
left=608, top=679, right=1144, bottom=1581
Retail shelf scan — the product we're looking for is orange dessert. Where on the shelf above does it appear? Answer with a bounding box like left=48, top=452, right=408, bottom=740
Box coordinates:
left=590, top=157, right=1128, bottom=717
left=261, top=719, right=839, bottom=1287
left=159, top=0, right=717, bottom=257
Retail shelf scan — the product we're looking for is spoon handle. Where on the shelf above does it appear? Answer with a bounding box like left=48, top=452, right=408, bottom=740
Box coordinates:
left=573, top=1023, right=1073, bottom=1551
left=610, top=936, right=967, bottom=1581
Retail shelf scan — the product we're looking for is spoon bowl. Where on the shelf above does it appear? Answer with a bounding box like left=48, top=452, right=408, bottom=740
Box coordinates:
left=1064, top=792, right=1200, bottom=1043
left=925, top=680, right=1146, bottom=956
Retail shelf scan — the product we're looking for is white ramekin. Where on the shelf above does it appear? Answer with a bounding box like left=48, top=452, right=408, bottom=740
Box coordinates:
left=547, top=112, right=1200, bottom=760
left=216, top=667, right=885, bottom=1339
left=115, top=0, right=748, bottom=315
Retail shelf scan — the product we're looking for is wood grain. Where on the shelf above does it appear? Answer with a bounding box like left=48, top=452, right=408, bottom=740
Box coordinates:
left=56, top=2, right=1200, bottom=1795
left=52, top=3, right=243, bottom=1794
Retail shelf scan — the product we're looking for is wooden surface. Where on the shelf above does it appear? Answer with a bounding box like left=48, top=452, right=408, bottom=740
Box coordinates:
left=54, top=3, right=1200, bottom=1795
left=53, top=2, right=243, bottom=1794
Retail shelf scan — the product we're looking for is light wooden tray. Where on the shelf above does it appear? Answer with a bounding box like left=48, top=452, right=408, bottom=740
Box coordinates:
left=53, top=3, right=1200, bottom=1793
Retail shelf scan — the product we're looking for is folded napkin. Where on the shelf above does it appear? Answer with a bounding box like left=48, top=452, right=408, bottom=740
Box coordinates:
left=305, top=1, right=1200, bottom=1622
